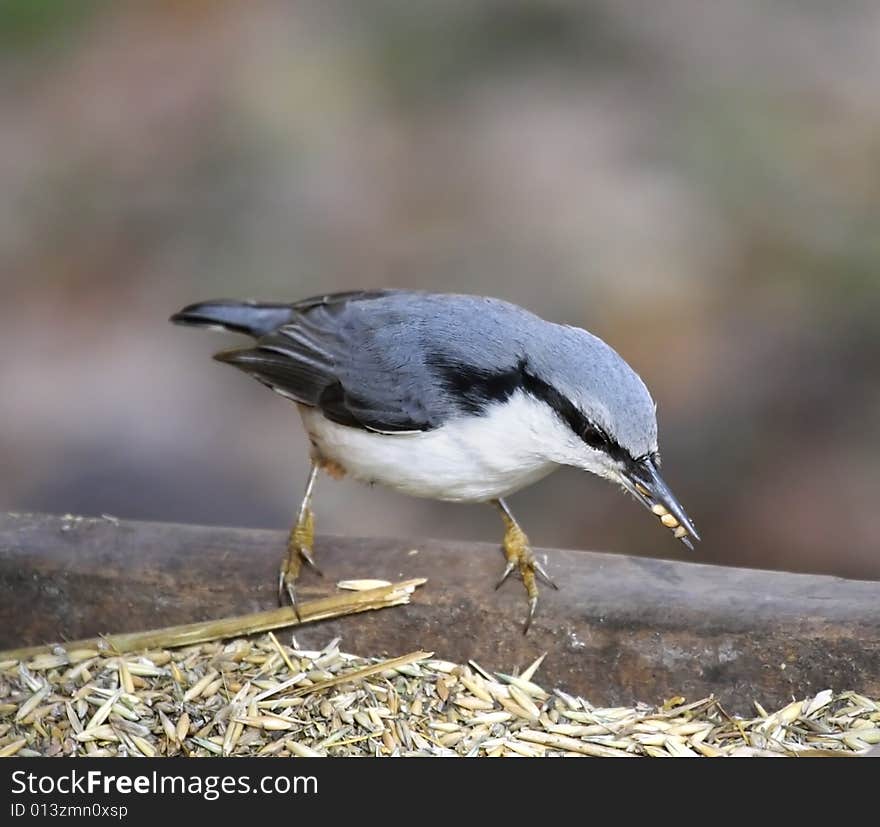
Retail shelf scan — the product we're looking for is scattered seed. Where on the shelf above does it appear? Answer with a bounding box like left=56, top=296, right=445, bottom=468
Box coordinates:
left=183, top=669, right=219, bottom=702
left=15, top=684, right=50, bottom=722
left=519, top=653, right=547, bottom=683
left=337, top=579, right=392, bottom=591
left=286, top=739, right=324, bottom=757
left=509, top=685, right=542, bottom=720
left=467, top=711, right=510, bottom=727
left=85, top=692, right=120, bottom=731
left=0, top=635, right=875, bottom=758
left=0, top=739, right=27, bottom=757
left=176, top=713, right=190, bottom=743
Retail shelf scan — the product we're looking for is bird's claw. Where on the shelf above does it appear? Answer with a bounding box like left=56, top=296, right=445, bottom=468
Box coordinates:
left=522, top=597, right=538, bottom=635
left=299, top=547, right=324, bottom=577
left=495, top=560, right=517, bottom=590
left=285, top=582, right=301, bottom=622
left=497, top=516, right=554, bottom=633
left=278, top=506, right=316, bottom=622
left=533, top=558, right=558, bottom=590
left=278, top=560, right=302, bottom=621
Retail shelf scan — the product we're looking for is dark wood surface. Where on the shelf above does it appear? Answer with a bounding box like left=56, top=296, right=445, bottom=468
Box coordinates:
left=1, top=511, right=878, bottom=713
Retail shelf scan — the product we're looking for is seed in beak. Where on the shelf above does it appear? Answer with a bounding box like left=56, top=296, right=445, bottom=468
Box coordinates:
left=673, top=526, right=688, bottom=539
left=651, top=504, right=668, bottom=516
left=660, top=514, right=679, bottom=528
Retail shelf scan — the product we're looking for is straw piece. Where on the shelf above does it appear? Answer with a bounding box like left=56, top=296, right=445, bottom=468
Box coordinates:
left=293, top=651, right=433, bottom=697
left=0, top=578, right=426, bottom=661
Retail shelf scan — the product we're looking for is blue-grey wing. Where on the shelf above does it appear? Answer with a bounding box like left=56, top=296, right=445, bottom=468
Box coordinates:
left=215, top=291, right=528, bottom=432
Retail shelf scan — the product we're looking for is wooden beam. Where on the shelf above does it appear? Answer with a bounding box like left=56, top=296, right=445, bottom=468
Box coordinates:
left=1, top=512, right=878, bottom=713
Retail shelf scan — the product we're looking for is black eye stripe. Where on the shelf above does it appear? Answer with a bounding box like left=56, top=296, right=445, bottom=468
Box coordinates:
left=518, top=369, right=627, bottom=462
left=432, top=355, right=631, bottom=463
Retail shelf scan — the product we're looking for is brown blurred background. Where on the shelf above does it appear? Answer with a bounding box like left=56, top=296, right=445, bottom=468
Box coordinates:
left=1, top=1, right=878, bottom=579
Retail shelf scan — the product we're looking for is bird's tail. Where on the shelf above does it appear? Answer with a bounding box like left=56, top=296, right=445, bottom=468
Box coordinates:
left=170, top=300, right=296, bottom=338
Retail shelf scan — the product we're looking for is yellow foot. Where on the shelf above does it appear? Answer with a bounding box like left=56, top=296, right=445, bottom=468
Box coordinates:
left=278, top=507, right=322, bottom=616
left=495, top=516, right=558, bottom=634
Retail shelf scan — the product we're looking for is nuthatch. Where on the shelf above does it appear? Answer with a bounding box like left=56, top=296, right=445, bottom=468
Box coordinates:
left=172, top=290, right=698, bottom=631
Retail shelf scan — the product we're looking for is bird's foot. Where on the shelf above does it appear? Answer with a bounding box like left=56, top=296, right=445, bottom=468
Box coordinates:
left=278, top=507, right=322, bottom=617
left=495, top=517, right=557, bottom=634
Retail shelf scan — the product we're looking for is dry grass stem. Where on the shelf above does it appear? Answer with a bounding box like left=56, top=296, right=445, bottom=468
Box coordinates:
left=0, top=579, right=425, bottom=662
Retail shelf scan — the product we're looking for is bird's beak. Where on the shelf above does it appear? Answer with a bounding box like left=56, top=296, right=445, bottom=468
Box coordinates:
left=620, top=456, right=700, bottom=550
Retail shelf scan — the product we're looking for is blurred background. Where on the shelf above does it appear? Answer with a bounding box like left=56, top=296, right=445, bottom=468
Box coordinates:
left=2, top=0, right=878, bottom=579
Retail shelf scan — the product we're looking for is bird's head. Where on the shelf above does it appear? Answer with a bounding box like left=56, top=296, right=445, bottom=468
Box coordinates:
left=526, top=325, right=699, bottom=549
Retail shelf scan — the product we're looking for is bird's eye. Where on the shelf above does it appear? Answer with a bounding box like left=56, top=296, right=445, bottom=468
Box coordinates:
left=580, top=423, right=608, bottom=451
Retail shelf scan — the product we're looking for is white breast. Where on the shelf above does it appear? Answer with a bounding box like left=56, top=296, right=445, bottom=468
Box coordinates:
left=298, top=390, right=573, bottom=503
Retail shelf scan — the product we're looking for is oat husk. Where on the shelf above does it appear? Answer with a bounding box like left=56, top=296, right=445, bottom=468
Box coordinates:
left=1, top=626, right=878, bottom=757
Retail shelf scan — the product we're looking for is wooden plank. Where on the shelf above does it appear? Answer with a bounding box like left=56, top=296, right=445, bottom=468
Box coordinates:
left=1, top=511, right=878, bottom=713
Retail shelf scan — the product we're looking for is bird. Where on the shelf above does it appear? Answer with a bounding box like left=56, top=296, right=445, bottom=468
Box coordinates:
left=170, top=289, right=698, bottom=632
